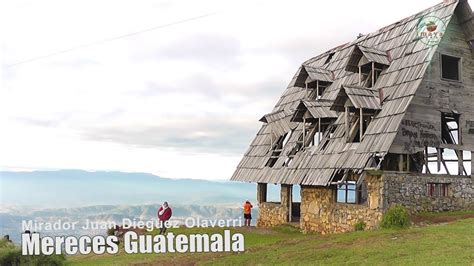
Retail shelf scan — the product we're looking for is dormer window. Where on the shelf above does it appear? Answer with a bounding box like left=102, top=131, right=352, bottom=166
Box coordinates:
left=346, top=45, right=390, bottom=88
left=283, top=100, right=338, bottom=166
left=259, top=109, right=295, bottom=168
left=306, top=80, right=331, bottom=100
left=331, top=85, right=381, bottom=143
left=266, top=132, right=292, bottom=168
left=288, top=65, right=334, bottom=100
left=358, top=62, right=386, bottom=88
left=304, top=66, right=334, bottom=100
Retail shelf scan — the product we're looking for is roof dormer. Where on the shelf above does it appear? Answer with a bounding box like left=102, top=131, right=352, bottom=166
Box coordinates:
left=289, top=65, right=334, bottom=100
left=346, top=45, right=391, bottom=88
left=331, top=85, right=381, bottom=143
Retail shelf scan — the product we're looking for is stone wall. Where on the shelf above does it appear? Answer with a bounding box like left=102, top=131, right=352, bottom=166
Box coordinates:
left=256, top=172, right=473, bottom=233
left=383, top=173, right=474, bottom=212
left=256, top=202, right=288, bottom=227
left=256, top=184, right=290, bottom=227
left=300, top=175, right=383, bottom=234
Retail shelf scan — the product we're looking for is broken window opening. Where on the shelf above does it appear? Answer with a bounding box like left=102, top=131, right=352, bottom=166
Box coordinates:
left=318, top=125, right=337, bottom=152
left=426, top=183, right=449, bottom=197
left=331, top=171, right=368, bottom=205
left=266, top=132, right=291, bottom=168
left=300, top=119, right=326, bottom=150
left=358, top=62, right=385, bottom=88
left=441, top=112, right=460, bottom=145
left=306, top=80, right=331, bottom=100
left=380, top=153, right=422, bottom=172
left=324, top=52, right=336, bottom=65
left=423, top=147, right=471, bottom=176
left=345, top=107, right=375, bottom=143
left=257, top=183, right=282, bottom=204
left=441, top=54, right=461, bottom=81
left=309, top=132, right=323, bottom=147
left=266, top=184, right=281, bottom=202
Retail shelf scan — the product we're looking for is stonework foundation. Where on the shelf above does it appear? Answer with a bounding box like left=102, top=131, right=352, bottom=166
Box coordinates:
left=255, top=173, right=473, bottom=234
left=256, top=202, right=288, bottom=227
left=383, top=173, right=474, bottom=212
left=299, top=175, right=383, bottom=234
left=256, top=184, right=291, bottom=227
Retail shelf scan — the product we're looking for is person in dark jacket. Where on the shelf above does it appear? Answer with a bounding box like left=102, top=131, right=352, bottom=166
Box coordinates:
left=157, top=201, right=172, bottom=234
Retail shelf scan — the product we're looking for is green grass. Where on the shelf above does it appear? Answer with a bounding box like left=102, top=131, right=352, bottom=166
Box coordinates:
left=65, top=215, right=474, bottom=266
left=66, top=225, right=305, bottom=265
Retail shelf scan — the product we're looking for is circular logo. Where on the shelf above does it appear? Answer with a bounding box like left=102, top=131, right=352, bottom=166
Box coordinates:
left=416, top=16, right=446, bottom=46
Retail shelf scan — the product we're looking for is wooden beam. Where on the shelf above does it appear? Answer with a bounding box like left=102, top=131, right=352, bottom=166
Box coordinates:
left=359, top=66, right=362, bottom=86
left=398, top=154, right=404, bottom=172
left=437, top=148, right=441, bottom=172
left=458, top=150, right=464, bottom=175
left=316, top=80, right=320, bottom=101
left=428, top=159, right=471, bottom=162
left=349, top=117, right=360, bottom=142
left=318, top=118, right=321, bottom=145
left=345, top=107, right=350, bottom=142
left=288, top=185, right=293, bottom=222
left=406, top=154, right=410, bottom=171
left=441, top=157, right=450, bottom=175
left=359, top=108, right=364, bottom=141
left=270, top=127, right=273, bottom=149
left=305, top=82, right=308, bottom=99
left=371, top=62, right=375, bottom=88
left=303, top=117, right=306, bottom=146
left=424, top=147, right=431, bottom=174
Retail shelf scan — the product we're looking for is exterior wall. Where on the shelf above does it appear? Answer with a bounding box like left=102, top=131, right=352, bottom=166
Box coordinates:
left=383, top=173, right=474, bottom=212
left=300, top=175, right=383, bottom=234
left=297, top=173, right=473, bottom=234
left=256, top=173, right=473, bottom=234
left=257, top=203, right=288, bottom=227
left=391, top=13, right=474, bottom=154
left=256, top=184, right=290, bottom=227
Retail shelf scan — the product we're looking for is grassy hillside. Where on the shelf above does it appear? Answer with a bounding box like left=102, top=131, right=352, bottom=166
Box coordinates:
left=67, top=212, right=474, bottom=265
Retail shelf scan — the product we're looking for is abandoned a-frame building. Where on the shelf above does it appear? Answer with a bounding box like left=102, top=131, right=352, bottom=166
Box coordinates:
left=231, top=0, right=474, bottom=233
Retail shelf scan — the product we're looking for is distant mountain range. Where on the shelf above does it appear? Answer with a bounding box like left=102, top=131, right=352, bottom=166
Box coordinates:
left=0, top=203, right=257, bottom=243
left=0, top=170, right=269, bottom=208
left=0, top=170, right=280, bottom=243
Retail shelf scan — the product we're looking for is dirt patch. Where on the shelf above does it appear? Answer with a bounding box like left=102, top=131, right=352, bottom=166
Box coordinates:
left=233, top=226, right=276, bottom=235
left=411, top=213, right=474, bottom=226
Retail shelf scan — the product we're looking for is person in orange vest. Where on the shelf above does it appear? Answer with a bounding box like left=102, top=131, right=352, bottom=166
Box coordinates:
left=243, top=200, right=253, bottom=226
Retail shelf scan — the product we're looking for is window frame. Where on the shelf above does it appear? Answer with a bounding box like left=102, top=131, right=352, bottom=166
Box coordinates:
left=440, top=53, right=462, bottom=83
left=426, top=183, right=449, bottom=197
left=336, top=181, right=357, bottom=204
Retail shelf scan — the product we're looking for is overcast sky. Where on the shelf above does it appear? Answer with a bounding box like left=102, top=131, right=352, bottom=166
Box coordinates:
left=1, top=0, right=470, bottom=180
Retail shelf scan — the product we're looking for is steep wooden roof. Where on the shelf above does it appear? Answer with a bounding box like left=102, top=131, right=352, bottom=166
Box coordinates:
left=331, top=85, right=382, bottom=112
left=231, top=1, right=462, bottom=186
left=358, top=45, right=392, bottom=66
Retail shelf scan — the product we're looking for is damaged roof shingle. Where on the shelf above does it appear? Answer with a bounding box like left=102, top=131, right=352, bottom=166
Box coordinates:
left=231, top=1, right=460, bottom=186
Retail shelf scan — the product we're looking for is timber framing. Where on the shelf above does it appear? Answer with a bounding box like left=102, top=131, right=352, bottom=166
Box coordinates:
left=231, top=0, right=474, bottom=187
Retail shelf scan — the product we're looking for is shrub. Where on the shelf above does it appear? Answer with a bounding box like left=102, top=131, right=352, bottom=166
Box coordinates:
left=0, top=239, right=66, bottom=265
left=354, top=220, right=366, bottom=231
left=380, top=205, right=410, bottom=229
left=107, top=227, right=116, bottom=236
